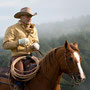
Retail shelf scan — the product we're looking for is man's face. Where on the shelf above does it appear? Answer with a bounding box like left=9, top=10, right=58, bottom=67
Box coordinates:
left=20, top=15, right=32, bottom=25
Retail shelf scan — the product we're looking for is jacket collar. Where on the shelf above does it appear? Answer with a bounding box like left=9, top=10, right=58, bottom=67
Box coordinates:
left=18, top=21, right=35, bottom=33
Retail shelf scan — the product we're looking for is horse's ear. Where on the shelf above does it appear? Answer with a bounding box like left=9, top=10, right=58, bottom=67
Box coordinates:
left=64, top=40, right=70, bottom=49
left=73, top=42, right=78, bottom=48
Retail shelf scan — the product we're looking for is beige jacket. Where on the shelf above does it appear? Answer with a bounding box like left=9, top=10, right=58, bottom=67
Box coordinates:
left=3, top=21, right=39, bottom=56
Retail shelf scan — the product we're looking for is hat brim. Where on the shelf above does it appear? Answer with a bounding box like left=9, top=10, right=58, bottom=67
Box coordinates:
left=14, top=12, right=36, bottom=18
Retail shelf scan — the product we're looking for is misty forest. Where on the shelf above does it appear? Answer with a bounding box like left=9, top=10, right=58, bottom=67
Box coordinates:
left=0, top=15, right=90, bottom=90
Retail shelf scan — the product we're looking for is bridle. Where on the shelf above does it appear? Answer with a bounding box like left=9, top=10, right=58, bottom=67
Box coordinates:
left=63, top=50, right=81, bottom=86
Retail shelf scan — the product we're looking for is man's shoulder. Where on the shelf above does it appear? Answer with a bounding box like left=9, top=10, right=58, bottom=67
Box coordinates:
left=7, top=23, right=19, bottom=29
left=5, top=23, right=19, bottom=33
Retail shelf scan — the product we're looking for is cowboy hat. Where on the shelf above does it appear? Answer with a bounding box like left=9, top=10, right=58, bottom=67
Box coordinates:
left=14, top=7, right=37, bottom=18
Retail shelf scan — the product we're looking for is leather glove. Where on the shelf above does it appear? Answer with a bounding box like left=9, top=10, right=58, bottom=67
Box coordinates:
left=18, top=38, right=30, bottom=45
left=31, top=42, right=40, bottom=50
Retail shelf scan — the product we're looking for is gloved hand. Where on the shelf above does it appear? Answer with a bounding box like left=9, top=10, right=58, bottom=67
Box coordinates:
left=31, top=42, right=40, bottom=50
left=18, top=38, right=30, bottom=45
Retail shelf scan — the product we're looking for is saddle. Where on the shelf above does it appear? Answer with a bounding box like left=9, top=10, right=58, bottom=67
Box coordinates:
left=0, top=55, right=40, bottom=90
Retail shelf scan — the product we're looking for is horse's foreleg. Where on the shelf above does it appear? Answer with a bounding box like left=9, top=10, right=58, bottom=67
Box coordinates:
left=55, top=75, right=62, bottom=90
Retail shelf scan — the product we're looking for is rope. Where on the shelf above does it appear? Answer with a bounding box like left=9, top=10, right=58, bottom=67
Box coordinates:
left=10, top=56, right=40, bottom=81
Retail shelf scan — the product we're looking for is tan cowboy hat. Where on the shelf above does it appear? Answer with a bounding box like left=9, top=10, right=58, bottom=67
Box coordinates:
left=14, top=7, right=37, bottom=18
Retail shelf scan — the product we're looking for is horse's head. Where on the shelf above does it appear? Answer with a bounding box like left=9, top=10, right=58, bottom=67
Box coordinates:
left=56, top=41, right=85, bottom=85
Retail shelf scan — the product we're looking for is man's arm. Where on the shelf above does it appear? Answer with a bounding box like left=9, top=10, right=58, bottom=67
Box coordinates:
left=3, top=27, right=18, bottom=50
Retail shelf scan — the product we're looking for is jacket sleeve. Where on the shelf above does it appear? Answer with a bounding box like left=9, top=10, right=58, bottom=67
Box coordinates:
left=3, top=27, right=18, bottom=50
left=33, top=27, right=39, bottom=43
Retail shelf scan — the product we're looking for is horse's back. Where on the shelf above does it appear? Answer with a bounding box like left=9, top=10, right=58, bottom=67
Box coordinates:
left=0, top=67, right=9, bottom=74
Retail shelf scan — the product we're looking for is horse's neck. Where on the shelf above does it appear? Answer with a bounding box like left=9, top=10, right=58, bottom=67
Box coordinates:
left=40, top=49, right=63, bottom=87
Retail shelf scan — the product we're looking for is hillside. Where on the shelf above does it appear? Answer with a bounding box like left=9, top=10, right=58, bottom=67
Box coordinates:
left=0, top=15, right=90, bottom=90
left=37, top=15, right=90, bottom=39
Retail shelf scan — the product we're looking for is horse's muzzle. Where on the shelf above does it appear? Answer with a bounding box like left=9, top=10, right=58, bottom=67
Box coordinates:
left=72, top=74, right=85, bottom=84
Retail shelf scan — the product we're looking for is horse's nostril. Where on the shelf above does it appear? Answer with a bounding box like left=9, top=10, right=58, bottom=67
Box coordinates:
left=82, top=77, right=86, bottom=81
left=78, top=75, right=86, bottom=82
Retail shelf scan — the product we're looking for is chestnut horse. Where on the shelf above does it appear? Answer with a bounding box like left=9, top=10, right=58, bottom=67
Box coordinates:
left=0, top=41, right=85, bottom=90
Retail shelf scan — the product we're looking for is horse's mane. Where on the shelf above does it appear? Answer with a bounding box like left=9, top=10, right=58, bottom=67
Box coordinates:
left=40, top=43, right=79, bottom=73
left=40, top=46, right=65, bottom=73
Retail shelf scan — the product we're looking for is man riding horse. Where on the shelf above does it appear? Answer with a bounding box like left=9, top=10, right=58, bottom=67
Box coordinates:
left=3, top=7, right=40, bottom=90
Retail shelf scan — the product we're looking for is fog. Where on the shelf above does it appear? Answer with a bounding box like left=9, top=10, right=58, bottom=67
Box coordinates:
left=0, top=0, right=90, bottom=37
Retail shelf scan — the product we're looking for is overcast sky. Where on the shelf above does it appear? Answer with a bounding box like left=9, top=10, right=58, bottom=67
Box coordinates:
left=0, top=0, right=90, bottom=37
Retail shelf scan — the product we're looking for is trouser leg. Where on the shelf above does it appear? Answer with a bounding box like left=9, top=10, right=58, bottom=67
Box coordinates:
left=15, top=60, right=24, bottom=74
left=10, top=57, right=24, bottom=90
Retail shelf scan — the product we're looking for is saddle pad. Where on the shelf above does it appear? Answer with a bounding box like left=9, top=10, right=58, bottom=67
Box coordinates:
left=0, top=75, right=9, bottom=85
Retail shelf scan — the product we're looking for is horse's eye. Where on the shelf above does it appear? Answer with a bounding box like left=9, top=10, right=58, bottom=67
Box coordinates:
left=69, top=57, right=73, bottom=61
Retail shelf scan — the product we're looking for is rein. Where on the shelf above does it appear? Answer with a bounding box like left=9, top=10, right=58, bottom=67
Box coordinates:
left=35, top=50, right=44, bottom=57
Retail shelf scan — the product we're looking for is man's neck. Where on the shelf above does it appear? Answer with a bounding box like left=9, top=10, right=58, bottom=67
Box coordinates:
left=20, top=20, right=31, bottom=28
